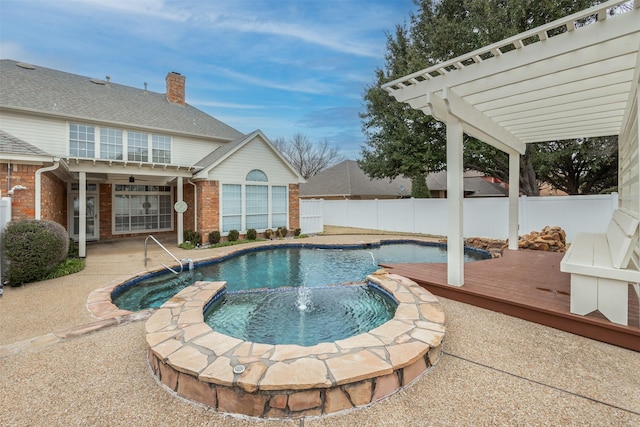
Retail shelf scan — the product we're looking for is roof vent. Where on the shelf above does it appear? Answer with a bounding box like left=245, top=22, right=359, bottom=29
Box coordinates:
left=16, top=62, right=36, bottom=70
left=105, top=75, right=110, bottom=86
left=90, top=78, right=106, bottom=85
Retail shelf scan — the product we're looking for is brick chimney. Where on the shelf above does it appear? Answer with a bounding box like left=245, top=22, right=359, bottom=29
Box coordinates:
left=165, top=71, right=185, bottom=105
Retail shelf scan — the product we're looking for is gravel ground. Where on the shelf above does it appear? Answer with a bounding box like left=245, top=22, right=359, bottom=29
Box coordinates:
left=1, top=233, right=639, bottom=426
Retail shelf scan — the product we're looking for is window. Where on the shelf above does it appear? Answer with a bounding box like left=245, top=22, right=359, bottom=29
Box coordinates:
left=246, top=185, right=268, bottom=229
left=100, top=128, right=123, bottom=160
left=220, top=171, right=288, bottom=233
left=128, top=131, right=148, bottom=161
left=222, top=184, right=242, bottom=232
left=69, top=124, right=95, bottom=158
left=152, top=134, right=171, bottom=163
left=272, top=186, right=287, bottom=228
left=113, top=185, right=172, bottom=233
left=246, top=169, right=268, bottom=182
left=69, top=123, right=171, bottom=163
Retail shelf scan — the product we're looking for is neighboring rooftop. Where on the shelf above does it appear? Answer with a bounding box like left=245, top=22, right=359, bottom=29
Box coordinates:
left=300, top=160, right=506, bottom=198
left=0, top=59, right=244, bottom=141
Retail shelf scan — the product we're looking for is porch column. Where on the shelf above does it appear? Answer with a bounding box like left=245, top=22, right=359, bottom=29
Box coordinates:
left=446, top=115, right=464, bottom=286
left=177, top=176, right=184, bottom=245
left=79, top=172, right=86, bottom=258
left=508, top=151, right=520, bottom=250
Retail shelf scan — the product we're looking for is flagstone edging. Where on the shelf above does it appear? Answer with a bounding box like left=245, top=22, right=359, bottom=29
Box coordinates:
left=145, top=271, right=446, bottom=419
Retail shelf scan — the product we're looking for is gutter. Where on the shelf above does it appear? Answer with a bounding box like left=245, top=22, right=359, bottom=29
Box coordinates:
left=35, top=158, right=62, bottom=219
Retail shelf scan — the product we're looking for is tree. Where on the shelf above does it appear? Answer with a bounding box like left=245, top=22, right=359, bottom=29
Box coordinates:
left=273, top=134, right=344, bottom=180
left=532, top=136, right=618, bottom=194
left=361, top=0, right=606, bottom=196
left=359, top=23, right=446, bottom=198
left=410, top=0, right=601, bottom=195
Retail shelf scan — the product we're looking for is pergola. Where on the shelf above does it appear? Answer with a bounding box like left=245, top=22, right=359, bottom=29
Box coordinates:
left=382, top=0, right=640, bottom=286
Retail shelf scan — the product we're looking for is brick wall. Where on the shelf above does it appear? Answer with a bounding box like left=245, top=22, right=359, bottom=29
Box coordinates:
left=99, top=183, right=112, bottom=239
left=181, top=182, right=196, bottom=233
left=289, top=183, right=300, bottom=230
left=40, top=170, right=66, bottom=225
left=0, top=163, right=36, bottom=220
left=197, top=180, right=219, bottom=242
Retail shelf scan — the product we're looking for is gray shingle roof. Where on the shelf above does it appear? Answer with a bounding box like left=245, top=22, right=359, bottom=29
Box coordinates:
left=300, top=160, right=506, bottom=198
left=0, top=129, right=51, bottom=156
left=0, top=59, right=244, bottom=141
left=300, top=160, right=413, bottom=197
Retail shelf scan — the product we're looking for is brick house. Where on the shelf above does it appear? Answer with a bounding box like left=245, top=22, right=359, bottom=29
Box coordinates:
left=0, top=59, right=304, bottom=256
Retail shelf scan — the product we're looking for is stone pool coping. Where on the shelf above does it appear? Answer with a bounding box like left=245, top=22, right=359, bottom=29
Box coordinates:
left=144, top=271, right=445, bottom=418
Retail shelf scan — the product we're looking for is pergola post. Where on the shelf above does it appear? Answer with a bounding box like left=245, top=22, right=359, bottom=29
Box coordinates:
left=508, top=151, right=520, bottom=250
left=446, top=115, right=464, bottom=286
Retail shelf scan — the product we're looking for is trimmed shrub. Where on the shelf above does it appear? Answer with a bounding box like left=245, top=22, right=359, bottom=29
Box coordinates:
left=276, top=226, right=288, bottom=239
left=2, top=219, right=69, bottom=286
left=208, top=230, right=221, bottom=245
left=183, top=229, right=201, bottom=245
left=246, top=228, right=257, bottom=240
left=264, top=229, right=273, bottom=239
left=294, top=228, right=302, bottom=237
left=228, top=229, right=239, bottom=242
left=68, top=238, right=79, bottom=258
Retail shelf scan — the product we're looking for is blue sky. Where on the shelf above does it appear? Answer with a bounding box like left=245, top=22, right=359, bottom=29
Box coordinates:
left=0, top=0, right=417, bottom=159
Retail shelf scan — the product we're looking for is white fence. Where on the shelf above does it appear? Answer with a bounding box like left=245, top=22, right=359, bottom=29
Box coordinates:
left=311, top=193, right=618, bottom=243
left=299, top=198, right=324, bottom=234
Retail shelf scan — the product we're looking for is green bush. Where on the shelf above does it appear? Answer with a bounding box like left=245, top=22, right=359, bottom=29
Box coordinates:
left=227, top=229, right=240, bottom=242
left=208, top=230, right=221, bottom=245
left=294, top=228, right=302, bottom=237
left=183, top=229, right=201, bottom=245
left=264, top=229, right=273, bottom=239
left=43, top=258, right=85, bottom=280
left=276, top=226, right=288, bottom=238
left=178, top=242, right=196, bottom=250
left=246, top=228, right=257, bottom=240
left=2, top=219, right=69, bottom=286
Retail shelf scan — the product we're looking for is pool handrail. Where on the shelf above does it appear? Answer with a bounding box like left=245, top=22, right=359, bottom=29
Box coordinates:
left=144, top=235, right=183, bottom=275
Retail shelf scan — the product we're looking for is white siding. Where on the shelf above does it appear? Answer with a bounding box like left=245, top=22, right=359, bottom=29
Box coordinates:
left=171, top=135, right=224, bottom=166
left=1, top=111, right=228, bottom=166
left=0, top=111, right=68, bottom=156
left=209, top=135, right=299, bottom=184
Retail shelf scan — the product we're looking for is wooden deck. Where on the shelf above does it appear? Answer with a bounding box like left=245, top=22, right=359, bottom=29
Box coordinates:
left=381, top=249, right=640, bottom=352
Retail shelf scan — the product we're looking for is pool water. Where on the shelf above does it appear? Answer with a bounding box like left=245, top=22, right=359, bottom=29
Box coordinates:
left=204, top=284, right=397, bottom=346
left=112, top=242, right=489, bottom=312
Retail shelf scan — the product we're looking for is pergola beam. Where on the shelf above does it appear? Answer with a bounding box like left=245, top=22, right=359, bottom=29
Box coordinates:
left=442, top=88, right=526, bottom=154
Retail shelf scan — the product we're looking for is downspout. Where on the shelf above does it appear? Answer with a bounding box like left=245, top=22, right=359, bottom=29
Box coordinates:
left=35, top=159, right=60, bottom=220
left=188, top=179, right=198, bottom=234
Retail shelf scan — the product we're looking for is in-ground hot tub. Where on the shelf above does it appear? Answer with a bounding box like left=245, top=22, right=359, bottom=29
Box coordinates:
left=145, top=270, right=445, bottom=419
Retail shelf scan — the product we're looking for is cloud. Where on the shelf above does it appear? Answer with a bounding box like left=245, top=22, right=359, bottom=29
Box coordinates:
left=191, top=99, right=264, bottom=110
left=206, top=65, right=339, bottom=95
left=211, top=17, right=379, bottom=58
left=297, top=106, right=362, bottom=129
left=55, top=0, right=191, bottom=22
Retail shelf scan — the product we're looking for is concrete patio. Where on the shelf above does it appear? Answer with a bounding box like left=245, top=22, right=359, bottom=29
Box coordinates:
left=1, top=233, right=638, bottom=426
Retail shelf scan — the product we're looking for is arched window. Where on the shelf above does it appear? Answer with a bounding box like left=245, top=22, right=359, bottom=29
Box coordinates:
left=246, top=169, right=268, bottom=182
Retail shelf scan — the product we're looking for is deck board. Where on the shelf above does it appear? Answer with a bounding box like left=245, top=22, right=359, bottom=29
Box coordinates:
left=381, top=249, right=640, bottom=352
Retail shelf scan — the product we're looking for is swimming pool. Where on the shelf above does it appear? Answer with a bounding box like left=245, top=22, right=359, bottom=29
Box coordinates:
left=112, top=241, right=490, bottom=312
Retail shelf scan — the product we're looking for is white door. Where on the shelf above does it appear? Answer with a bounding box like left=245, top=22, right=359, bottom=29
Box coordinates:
left=69, top=184, right=99, bottom=241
